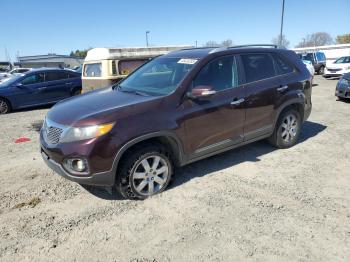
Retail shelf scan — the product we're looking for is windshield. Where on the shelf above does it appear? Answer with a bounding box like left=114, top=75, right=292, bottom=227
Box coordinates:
left=0, top=74, right=24, bottom=86
left=300, top=53, right=314, bottom=63
left=334, top=56, right=350, bottom=64
left=118, top=57, right=197, bottom=96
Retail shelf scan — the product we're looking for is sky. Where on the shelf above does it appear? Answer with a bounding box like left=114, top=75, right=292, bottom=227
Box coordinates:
left=1, top=0, right=350, bottom=61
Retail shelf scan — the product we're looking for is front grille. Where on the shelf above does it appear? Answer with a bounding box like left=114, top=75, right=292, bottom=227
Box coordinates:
left=328, top=68, right=341, bottom=72
left=45, top=126, right=63, bottom=144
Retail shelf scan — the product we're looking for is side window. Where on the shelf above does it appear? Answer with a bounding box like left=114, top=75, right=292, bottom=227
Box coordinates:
left=273, top=54, right=294, bottom=75
left=84, top=63, right=102, bottom=77
left=46, top=72, right=68, bottom=81
left=21, top=73, right=44, bottom=85
left=68, top=73, right=78, bottom=78
left=193, top=56, right=239, bottom=91
left=241, top=53, right=276, bottom=83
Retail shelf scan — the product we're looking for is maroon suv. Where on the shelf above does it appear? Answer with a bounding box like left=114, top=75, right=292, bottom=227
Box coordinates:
left=40, top=45, right=312, bottom=200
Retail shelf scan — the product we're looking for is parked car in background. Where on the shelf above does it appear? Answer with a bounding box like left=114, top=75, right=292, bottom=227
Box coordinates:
left=0, top=68, right=32, bottom=81
left=82, top=46, right=191, bottom=92
left=324, top=56, right=350, bottom=78
left=0, top=61, right=12, bottom=72
left=302, top=60, right=315, bottom=76
left=0, top=68, right=81, bottom=114
left=335, top=72, right=350, bottom=100
left=298, top=51, right=326, bottom=75
left=40, top=45, right=312, bottom=200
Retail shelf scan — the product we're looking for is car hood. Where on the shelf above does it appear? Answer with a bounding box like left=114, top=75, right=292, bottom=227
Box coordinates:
left=47, top=87, right=164, bottom=126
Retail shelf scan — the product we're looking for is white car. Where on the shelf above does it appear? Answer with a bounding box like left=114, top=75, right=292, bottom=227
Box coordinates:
left=302, top=60, right=315, bottom=76
left=0, top=68, right=31, bottom=81
left=324, top=56, right=350, bottom=78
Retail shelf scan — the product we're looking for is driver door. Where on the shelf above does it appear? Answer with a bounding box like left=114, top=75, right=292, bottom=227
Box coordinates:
left=13, top=73, right=46, bottom=107
left=182, top=55, right=246, bottom=159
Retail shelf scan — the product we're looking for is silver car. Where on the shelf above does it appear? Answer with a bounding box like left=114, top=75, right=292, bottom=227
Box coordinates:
left=335, top=73, right=350, bottom=100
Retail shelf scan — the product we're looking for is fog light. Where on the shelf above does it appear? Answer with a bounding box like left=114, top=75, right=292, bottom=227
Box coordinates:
left=63, top=158, right=88, bottom=174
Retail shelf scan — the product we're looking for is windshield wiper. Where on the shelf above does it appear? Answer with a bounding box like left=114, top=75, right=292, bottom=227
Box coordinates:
left=116, top=85, right=149, bottom=96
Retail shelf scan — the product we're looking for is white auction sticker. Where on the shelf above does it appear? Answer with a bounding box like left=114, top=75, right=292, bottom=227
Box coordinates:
left=177, top=58, right=198, bottom=65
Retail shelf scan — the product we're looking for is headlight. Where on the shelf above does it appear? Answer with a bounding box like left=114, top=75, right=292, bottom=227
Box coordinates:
left=60, top=122, right=115, bottom=143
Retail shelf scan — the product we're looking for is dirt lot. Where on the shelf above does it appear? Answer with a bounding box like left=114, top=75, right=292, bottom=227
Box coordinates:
left=0, top=76, right=349, bottom=262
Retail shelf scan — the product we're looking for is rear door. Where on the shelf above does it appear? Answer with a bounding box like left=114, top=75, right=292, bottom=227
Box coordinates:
left=44, top=71, right=72, bottom=102
left=240, top=53, right=280, bottom=140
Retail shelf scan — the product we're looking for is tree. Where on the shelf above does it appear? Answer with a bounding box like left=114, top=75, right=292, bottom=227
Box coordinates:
left=295, top=32, right=333, bottom=48
left=203, top=39, right=233, bottom=47
left=335, top=34, right=350, bottom=44
left=203, top=41, right=219, bottom=47
left=272, top=35, right=290, bottom=48
left=221, top=39, right=233, bottom=47
left=69, top=49, right=90, bottom=58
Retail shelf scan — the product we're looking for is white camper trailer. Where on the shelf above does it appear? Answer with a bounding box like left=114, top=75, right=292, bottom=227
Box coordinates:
left=82, top=46, right=191, bottom=92
left=292, top=44, right=350, bottom=63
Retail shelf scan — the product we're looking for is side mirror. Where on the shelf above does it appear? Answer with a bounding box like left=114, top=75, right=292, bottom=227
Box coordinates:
left=187, top=85, right=216, bottom=100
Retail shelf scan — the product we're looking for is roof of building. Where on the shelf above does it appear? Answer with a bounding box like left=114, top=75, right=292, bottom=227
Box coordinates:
left=18, top=54, right=83, bottom=61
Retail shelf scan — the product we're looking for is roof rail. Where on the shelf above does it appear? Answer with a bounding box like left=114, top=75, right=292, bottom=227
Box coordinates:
left=179, top=46, right=219, bottom=51
left=228, top=44, right=278, bottom=49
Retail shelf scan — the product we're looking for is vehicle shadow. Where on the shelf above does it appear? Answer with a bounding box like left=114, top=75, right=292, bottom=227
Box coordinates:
left=13, top=104, right=53, bottom=114
left=82, top=120, right=327, bottom=200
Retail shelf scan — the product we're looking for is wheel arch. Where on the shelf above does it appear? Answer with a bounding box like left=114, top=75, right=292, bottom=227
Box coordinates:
left=273, top=98, right=305, bottom=129
left=112, top=132, right=185, bottom=178
left=0, top=96, right=13, bottom=111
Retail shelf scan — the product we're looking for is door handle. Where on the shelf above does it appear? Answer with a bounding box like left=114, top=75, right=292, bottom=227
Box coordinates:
left=65, top=82, right=72, bottom=85
left=230, top=98, right=245, bottom=105
left=277, top=85, right=288, bottom=92
left=37, top=87, right=47, bottom=90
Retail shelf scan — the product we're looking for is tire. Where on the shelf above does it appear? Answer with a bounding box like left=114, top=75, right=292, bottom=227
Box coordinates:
left=116, top=144, right=173, bottom=200
left=318, top=66, right=325, bottom=75
left=0, top=98, right=11, bottom=114
left=72, top=89, right=81, bottom=96
left=269, top=109, right=301, bottom=149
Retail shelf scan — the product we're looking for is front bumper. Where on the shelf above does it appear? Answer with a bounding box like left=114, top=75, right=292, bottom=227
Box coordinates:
left=335, top=79, right=350, bottom=98
left=41, top=148, right=115, bottom=186
left=324, top=68, right=350, bottom=78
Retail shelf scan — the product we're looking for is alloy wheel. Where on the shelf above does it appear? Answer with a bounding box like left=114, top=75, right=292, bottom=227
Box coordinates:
left=131, top=155, right=169, bottom=196
left=0, top=100, right=9, bottom=114
left=281, top=114, right=298, bottom=143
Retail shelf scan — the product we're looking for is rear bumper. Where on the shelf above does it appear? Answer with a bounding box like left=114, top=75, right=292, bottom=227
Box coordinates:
left=41, top=148, right=115, bottom=186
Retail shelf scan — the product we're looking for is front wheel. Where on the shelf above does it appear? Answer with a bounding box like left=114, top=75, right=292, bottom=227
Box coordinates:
left=116, top=144, right=173, bottom=200
left=269, top=109, right=301, bottom=149
left=318, top=66, right=325, bottom=75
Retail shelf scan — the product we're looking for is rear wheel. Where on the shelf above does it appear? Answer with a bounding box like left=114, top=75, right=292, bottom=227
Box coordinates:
left=116, top=144, right=173, bottom=200
left=72, top=89, right=81, bottom=96
left=318, top=66, right=325, bottom=75
left=269, top=109, right=301, bottom=149
left=0, top=98, right=11, bottom=114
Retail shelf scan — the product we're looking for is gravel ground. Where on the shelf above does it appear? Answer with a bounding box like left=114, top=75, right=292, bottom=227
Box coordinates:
left=0, top=76, right=349, bottom=262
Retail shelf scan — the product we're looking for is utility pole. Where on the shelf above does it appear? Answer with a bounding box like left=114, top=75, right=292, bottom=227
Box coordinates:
left=195, top=41, right=198, bottom=47
left=146, top=31, right=150, bottom=47
left=279, top=0, right=285, bottom=47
